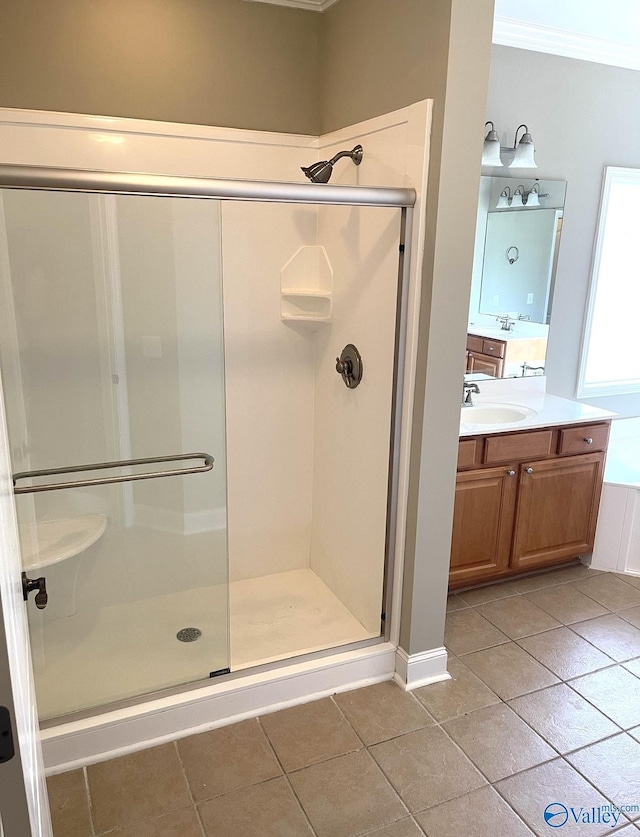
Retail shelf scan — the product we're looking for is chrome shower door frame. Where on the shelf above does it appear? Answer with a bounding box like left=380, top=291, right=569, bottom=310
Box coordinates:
left=0, top=162, right=416, bottom=692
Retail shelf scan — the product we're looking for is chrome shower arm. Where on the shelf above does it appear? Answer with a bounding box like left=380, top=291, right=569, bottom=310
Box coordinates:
left=329, top=146, right=364, bottom=167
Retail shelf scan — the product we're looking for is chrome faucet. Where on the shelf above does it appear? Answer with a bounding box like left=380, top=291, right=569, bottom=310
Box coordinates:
left=496, top=315, right=515, bottom=331
left=462, top=382, right=480, bottom=407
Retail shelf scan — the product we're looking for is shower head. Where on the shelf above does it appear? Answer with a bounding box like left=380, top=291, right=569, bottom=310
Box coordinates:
left=301, top=145, right=363, bottom=184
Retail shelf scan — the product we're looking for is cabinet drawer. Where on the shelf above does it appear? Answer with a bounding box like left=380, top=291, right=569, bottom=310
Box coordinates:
left=458, top=439, right=479, bottom=469
left=467, top=335, right=484, bottom=353
left=482, top=339, right=505, bottom=359
left=559, top=424, right=609, bottom=455
left=484, top=429, right=554, bottom=464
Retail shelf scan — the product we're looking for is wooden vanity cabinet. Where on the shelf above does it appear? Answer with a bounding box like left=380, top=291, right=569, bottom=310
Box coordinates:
left=450, top=466, right=517, bottom=585
left=449, top=422, right=609, bottom=588
left=466, top=334, right=505, bottom=378
left=467, top=350, right=504, bottom=378
left=466, top=332, right=548, bottom=379
left=511, top=453, right=604, bottom=571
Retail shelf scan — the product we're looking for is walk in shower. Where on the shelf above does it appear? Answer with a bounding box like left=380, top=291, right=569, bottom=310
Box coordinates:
left=0, top=166, right=414, bottom=722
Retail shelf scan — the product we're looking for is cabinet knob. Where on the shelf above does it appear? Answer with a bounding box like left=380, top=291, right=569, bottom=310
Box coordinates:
left=506, top=469, right=516, bottom=477
left=584, top=437, right=593, bottom=445
left=488, top=346, right=494, bottom=351
left=525, top=467, right=534, bottom=474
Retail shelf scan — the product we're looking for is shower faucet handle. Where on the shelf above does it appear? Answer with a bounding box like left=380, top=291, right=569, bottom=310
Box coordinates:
left=22, top=572, right=48, bottom=610
left=336, top=357, right=352, bottom=376
left=335, top=344, right=363, bottom=389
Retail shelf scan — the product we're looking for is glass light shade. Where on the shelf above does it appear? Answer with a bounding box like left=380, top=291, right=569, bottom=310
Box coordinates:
left=482, top=122, right=504, bottom=167
left=509, top=129, right=537, bottom=169
left=482, top=135, right=503, bottom=166
left=526, top=185, right=540, bottom=207
left=511, top=188, right=524, bottom=208
left=496, top=189, right=511, bottom=209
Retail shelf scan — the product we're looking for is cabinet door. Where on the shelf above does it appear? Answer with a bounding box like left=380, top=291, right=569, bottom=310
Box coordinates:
left=512, top=453, right=605, bottom=571
left=467, top=351, right=503, bottom=377
left=449, top=465, right=517, bottom=586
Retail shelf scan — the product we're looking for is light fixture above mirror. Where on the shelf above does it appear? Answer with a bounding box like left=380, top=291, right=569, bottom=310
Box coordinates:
left=495, top=181, right=548, bottom=209
left=482, top=121, right=538, bottom=170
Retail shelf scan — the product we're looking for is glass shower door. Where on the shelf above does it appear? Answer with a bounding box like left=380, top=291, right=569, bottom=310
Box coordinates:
left=0, top=188, right=229, bottom=720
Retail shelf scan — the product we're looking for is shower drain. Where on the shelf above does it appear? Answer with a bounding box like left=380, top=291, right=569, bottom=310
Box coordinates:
left=176, top=627, right=202, bottom=643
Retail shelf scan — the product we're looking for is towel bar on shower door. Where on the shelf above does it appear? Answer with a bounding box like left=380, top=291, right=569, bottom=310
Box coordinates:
left=12, top=452, right=214, bottom=494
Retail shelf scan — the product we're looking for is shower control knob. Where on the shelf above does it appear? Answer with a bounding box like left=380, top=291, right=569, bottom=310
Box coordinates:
left=335, top=344, right=363, bottom=389
left=336, top=357, right=352, bottom=376
left=22, top=572, right=48, bottom=610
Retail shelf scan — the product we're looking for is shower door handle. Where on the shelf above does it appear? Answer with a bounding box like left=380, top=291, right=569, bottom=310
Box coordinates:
left=22, top=573, right=48, bottom=610
left=12, top=452, right=214, bottom=495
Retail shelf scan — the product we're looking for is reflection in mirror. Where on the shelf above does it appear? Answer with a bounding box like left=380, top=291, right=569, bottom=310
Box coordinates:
left=466, top=176, right=567, bottom=379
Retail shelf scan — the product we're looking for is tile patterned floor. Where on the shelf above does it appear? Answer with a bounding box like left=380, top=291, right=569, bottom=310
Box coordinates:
left=47, top=564, right=640, bottom=836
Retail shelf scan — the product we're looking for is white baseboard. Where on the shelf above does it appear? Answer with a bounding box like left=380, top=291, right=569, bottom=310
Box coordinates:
left=394, top=646, right=450, bottom=691
left=42, top=642, right=396, bottom=774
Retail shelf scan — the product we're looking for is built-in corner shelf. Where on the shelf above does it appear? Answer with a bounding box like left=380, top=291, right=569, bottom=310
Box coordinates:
left=280, top=246, right=333, bottom=329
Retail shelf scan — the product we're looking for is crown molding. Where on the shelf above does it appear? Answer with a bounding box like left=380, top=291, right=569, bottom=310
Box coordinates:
left=493, top=15, right=640, bottom=73
left=243, top=0, right=341, bottom=11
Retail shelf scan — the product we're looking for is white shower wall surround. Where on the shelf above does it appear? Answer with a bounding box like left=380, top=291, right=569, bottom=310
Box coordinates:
left=0, top=102, right=441, bottom=770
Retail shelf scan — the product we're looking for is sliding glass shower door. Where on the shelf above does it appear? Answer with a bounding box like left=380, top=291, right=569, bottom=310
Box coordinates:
left=0, top=189, right=229, bottom=719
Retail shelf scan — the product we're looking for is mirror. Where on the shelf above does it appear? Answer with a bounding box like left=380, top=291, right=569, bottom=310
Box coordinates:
left=466, top=176, right=567, bottom=379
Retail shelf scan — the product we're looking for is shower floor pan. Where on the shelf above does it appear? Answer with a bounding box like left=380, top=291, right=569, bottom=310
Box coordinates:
left=33, top=568, right=376, bottom=720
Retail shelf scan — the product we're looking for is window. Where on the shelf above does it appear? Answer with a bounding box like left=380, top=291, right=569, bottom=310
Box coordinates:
left=578, top=167, right=640, bottom=397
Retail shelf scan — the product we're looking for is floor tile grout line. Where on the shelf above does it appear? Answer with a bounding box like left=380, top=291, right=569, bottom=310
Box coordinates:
left=562, top=672, right=640, bottom=729
left=512, top=634, right=619, bottom=675
left=504, top=700, right=627, bottom=760
left=256, top=715, right=320, bottom=836
left=562, top=728, right=640, bottom=804
left=437, top=639, right=640, bottom=789
left=433, top=674, right=628, bottom=763
left=82, top=765, right=97, bottom=837
left=456, top=636, right=563, bottom=692
left=457, top=639, right=640, bottom=707
left=329, top=693, right=368, bottom=749
left=477, top=780, right=538, bottom=836
left=489, top=764, right=555, bottom=835
left=437, top=707, right=561, bottom=788
left=258, top=713, right=416, bottom=833
left=554, top=622, right=635, bottom=666
left=365, top=743, right=431, bottom=821
left=173, top=740, right=207, bottom=837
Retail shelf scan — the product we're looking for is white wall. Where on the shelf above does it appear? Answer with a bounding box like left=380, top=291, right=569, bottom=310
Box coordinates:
left=222, top=201, right=317, bottom=582
left=486, top=45, right=640, bottom=417
left=310, top=104, right=431, bottom=634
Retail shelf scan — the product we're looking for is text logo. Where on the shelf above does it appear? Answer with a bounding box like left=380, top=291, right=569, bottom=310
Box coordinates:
left=544, top=803, right=569, bottom=828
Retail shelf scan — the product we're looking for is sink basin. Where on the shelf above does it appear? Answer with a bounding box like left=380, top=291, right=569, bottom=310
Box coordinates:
left=461, top=403, right=538, bottom=425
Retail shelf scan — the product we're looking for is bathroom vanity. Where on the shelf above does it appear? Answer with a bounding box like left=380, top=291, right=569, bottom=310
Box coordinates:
left=450, top=380, right=615, bottom=588
left=466, top=325, right=548, bottom=379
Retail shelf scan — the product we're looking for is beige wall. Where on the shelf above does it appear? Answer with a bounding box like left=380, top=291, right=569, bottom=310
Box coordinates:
left=400, top=0, right=495, bottom=655
left=0, top=0, right=472, bottom=143
left=0, top=0, right=321, bottom=134
left=320, top=0, right=451, bottom=134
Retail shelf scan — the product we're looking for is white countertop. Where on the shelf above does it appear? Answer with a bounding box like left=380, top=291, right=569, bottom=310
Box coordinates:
left=467, top=316, right=549, bottom=342
left=460, top=377, right=616, bottom=437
